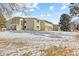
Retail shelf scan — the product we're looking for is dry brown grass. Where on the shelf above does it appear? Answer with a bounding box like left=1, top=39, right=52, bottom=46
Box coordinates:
left=22, top=51, right=32, bottom=56
left=39, top=46, right=74, bottom=56
left=0, top=39, right=26, bottom=48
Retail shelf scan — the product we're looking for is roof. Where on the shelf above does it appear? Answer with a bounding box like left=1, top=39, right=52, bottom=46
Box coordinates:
left=7, top=16, right=53, bottom=25
left=42, top=20, right=53, bottom=25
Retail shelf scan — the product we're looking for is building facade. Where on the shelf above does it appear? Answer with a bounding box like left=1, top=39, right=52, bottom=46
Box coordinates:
left=40, top=20, right=53, bottom=31
left=53, top=25, right=61, bottom=31
left=6, top=17, right=54, bottom=31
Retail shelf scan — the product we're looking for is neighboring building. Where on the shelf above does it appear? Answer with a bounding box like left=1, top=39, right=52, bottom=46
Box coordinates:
left=6, top=17, right=54, bottom=31
left=53, top=24, right=61, bottom=31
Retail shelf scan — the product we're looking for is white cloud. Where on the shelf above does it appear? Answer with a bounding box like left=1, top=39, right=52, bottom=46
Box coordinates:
left=12, top=12, right=26, bottom=17
left=27, top=3, right=39, bottom=12
left=32, top=3, right=39, bottom=9
left=40, top=14, right=44, bottom=17
left=61, top=4, right=67, bottom=10
left=27, top=3, right=39, bottom=9
left=40, top=14, right=52, bottom=17
left=47, top=14, right=51, bottom=17
left=6, top=12, right=26, bottom=20
left=49, top=6, right=54, bottom=10
left=30, top=8, right=35, bottom=12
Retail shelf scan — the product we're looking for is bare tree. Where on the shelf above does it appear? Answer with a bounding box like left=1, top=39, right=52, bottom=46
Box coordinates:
left=0, top=3, right=29, bottom=19
left=0, top=3, right=29, bottom=29
left=69, top=3, right=79, bottom=16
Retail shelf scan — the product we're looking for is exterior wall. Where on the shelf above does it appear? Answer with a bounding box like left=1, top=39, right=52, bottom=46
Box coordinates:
left=7, top=17, right=54, bottom=31
left=53, top=25, right=60, bottom=31
left=7, top=17, right=23, bottom=30
left=12, top=24, right=16, bottom=30
left=24, top=18, right=53, bottom=31
left=33, top=19, right=41, bottom=31
left=44, top=21, right=53, bottom=31
left=25, top=18, right=34, bottom=30
left=40, top=20, right=53, bottom=31
left=15, top=18, right=35, bottom=31
left=16, top=24, right=23, bottom=30
left=16, top=18, right=24, bottom=30
left=40, top=21, right=45, bottom=31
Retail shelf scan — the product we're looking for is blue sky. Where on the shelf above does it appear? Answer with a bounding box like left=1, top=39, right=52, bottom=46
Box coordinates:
left=26, top=3, right=70, bottom=24
left=15, top=3, right=70, bottom=24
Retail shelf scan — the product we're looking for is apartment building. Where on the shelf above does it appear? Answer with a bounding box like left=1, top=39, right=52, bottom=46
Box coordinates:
left=24, top=18, right=41, bottom=31
left=6, top=17, right=54, bottom=31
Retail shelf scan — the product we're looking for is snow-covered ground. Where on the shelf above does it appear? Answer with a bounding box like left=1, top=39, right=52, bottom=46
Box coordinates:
left=0, top=31, right=78, bottom=39
left=0, top=31, right=79, bottom=56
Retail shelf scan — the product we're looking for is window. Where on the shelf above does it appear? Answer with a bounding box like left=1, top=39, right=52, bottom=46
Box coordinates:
left=37, top=20, right=39, bottom=23
left=37, top=26, right=39, bottom=29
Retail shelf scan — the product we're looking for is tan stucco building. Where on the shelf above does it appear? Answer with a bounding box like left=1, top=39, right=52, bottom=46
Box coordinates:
left=6, top=17, right=54, bottom=31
